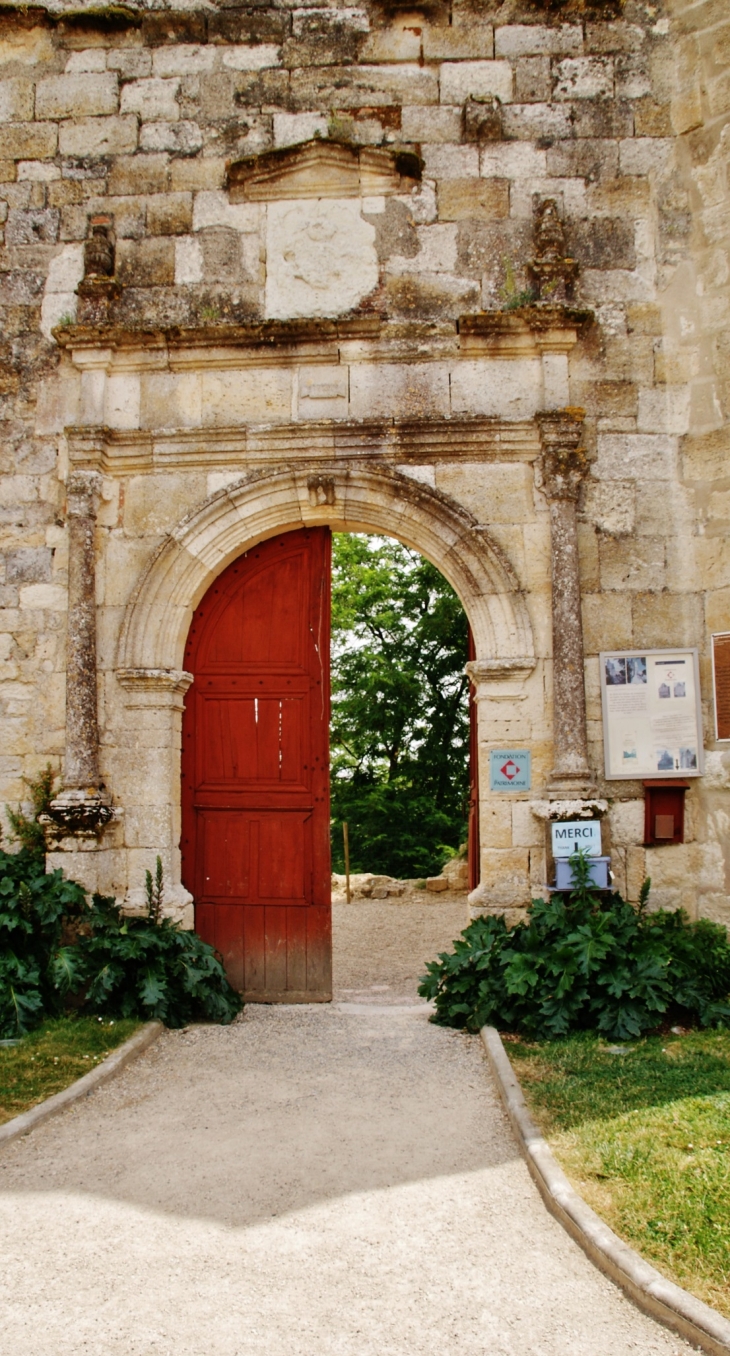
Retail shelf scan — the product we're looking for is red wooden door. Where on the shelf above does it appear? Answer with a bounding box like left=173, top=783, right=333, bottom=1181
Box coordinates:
left=467, top=626, right=480, bottom=892
left=181, top=528, right=332, bottom=1001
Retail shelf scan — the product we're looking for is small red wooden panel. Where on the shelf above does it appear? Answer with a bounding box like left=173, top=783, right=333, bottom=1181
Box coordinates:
left=182, top=528, right=332, bottom=1001
left=197, top=693, right=306, bottom=789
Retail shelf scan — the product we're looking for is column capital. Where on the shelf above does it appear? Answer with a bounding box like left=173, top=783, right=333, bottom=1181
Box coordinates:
left=117, top=668, right=194, bottom=709
left=66, top=469, right=102, bottom=517
left=465, top=657, right=536, bottom=702
left=537, top=408, right=588, bottom=501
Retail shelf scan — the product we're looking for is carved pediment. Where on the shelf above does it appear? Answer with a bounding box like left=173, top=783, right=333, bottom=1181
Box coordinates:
left=228, top=139, right=421, bottom=203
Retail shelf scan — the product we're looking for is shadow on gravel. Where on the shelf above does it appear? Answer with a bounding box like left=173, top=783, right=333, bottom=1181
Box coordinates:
left=0, top=1006, right=520, bottom=1229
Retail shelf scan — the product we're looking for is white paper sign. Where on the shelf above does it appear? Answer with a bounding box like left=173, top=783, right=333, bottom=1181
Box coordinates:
left=551, top=820, right=602, bottom=858
left=600, top=649, right=703, bottom=780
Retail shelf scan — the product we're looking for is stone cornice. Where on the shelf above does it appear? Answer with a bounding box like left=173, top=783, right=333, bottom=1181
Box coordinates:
left=459, top=307, right=593, bottom=358
left=66, top=417, right=541, bottom=474
left=228, top=139, right=422, bottom=203
left=55, top=309, right=592, bottom=369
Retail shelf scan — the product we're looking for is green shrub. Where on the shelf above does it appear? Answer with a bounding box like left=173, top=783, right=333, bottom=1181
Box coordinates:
left=73, top=892, right=241, bottom=1028
left=5, top=765, right=56, bottom=854
left=0, top=849, right=87, bottom=1037
left=418, top=853, right=730, bottom=1041
left=0, top=848, right=241, bottom=1038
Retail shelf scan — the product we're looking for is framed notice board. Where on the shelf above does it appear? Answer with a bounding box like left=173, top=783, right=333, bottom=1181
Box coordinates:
left=600, top=648, right=703, bottom=780
left=712, top=633, right=730, bottom=741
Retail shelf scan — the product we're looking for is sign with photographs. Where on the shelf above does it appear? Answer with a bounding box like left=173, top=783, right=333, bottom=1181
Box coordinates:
left=712, top=633, right=730, bottom=741
left=600, top=649, right=703, bottom=780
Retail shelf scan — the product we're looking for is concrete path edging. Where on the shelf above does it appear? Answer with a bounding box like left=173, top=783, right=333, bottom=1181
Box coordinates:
left=481, top=1024, right=730, bottom=1356
left=0, top=1021, right=163, bottom=1150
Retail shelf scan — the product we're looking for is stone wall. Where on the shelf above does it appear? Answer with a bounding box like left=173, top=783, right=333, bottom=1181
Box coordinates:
left=0, top=0, right=728, bottom=927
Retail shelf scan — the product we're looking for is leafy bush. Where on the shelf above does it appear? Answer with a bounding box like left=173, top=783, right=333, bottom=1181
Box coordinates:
left=0, top=848, right=88, bottom=1038
left=5, top=765, right=56, bottom=854
left=418, top=854, right=730, bottom=1041
left=72, top=893, right=241, bottom=1028
left=0, top=848, right=241, bottom=1039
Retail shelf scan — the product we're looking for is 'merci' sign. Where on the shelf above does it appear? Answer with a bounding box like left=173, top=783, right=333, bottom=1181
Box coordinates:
left=551, top=820, right=602, bottom=858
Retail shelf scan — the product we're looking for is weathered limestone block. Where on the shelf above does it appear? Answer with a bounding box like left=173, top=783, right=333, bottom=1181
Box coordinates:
left=0, top=78, right=34, bottom=123
left=495, top=25, right=582, bottom=57
left=515, top=58, right=552, bottom=104
left=479, top=800, right=513, bottom=849
left=200, top=368, right=292, bottom=425
left=123, top=473, right=208, bottom=537
left=400, top=105, right=460, bottom=143
left=121, top=78, right=180, bottom=123
left=153, top=45, right=217, bottom=78
left=435, top=463, right=535, bottom=523
left=58, top=116, right=137, bottom=158
left=451, top=359, right=542, bottom=419
left=608, top=798, right=644, bottom=846
left=0, top=121, right=57, bottom=160
left=117, top=238, right=175, bottom=287
left=423, top=27, right=495, bottom=60
left=471, top=847, right=531, bottom=909
left=296, top=365, right=348, bottom=420
left=109, top=155, right=170, bottom=196
left=140, top=121, right=202, bottom=156
left=553, top=57, right=614, bottom=101
left=36, top=74, right=119, bottom=120
left=440, top=61, right=513, bottom=106
left=349, top=362, right=450, bottom=420
left=438, top=178, right=509, bottom=221
left=265, top=199, right=377, bottom=319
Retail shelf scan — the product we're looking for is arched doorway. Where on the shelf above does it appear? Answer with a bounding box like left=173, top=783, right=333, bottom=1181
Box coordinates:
left=117, top=462, right=536, bottom=958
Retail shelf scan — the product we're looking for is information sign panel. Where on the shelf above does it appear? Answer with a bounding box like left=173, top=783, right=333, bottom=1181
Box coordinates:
left=551, top=820, right=602, bottom=858
left=712, top=633, right=730, bottom=741
left=489, top=749, right=531, bottom=792
left=600, top=649, right=703, bottom=780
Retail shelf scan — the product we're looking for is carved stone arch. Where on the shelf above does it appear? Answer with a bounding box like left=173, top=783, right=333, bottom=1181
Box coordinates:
left=117, top=461, right=534, bottom=675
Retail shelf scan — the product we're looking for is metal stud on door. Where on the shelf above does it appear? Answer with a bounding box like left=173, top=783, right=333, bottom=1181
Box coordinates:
left=181, top=528, right=332, bottom=1001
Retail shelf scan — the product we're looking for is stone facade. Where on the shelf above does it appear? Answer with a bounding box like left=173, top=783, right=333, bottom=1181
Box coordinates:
left=0, top=0, right=728, bottom=930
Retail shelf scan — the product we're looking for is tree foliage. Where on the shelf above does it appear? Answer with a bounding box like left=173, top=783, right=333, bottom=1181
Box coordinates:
left=329, top=533, right=469, bottom=878
left=418, top=853, right=730, bottom=1040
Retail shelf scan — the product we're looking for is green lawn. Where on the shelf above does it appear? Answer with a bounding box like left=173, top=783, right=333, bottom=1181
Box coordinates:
left=0, top=1016, right=140, bottom=1126
left=506, top=1030, right=730, bottom=1318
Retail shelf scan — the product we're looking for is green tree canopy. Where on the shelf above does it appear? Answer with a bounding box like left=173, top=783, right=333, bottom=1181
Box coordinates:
left=330, top=533, right=470, bottom=879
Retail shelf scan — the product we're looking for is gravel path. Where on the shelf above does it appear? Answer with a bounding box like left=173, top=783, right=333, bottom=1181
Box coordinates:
left=0, top=901, right=696, bottom=1356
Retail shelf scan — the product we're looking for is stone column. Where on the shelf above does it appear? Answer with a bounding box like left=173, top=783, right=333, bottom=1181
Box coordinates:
left=63, top=470, right=103, bottom=793
left=116, top=669, right=195, bottom=927
left=537, top=410, right=595, bottom=795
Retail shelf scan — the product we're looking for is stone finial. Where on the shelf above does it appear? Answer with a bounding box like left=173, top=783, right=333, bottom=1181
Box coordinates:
left=537, top=409, right=588, bottom=501
left=528, top=199, right=577, bottom=303
left=78, top=216, right=120, bottom=327
left=83, top=216, right=115, bottom=280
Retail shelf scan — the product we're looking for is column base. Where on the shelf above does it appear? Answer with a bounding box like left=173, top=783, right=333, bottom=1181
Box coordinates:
left=546, top=772, right=598, bottom=799
left=41, top=787, right=116, bottom=840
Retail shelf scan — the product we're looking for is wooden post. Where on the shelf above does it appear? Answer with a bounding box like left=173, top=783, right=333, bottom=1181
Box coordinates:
left=343, top=821, right=351, bottom=903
